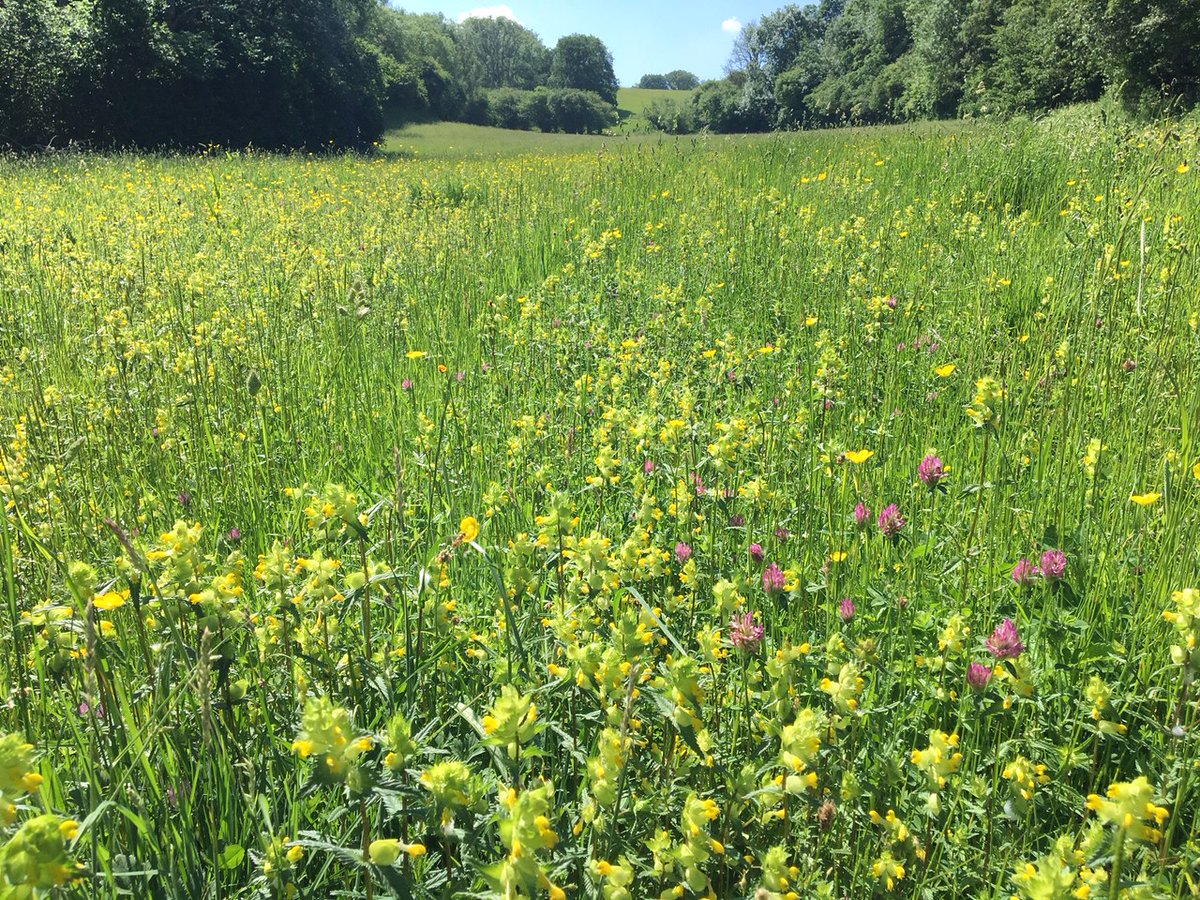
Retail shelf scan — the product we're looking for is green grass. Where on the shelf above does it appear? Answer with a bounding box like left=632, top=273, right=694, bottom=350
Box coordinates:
left=0, top=119, right=1199, bottom=899
left=380, top=119, right=672, bottom=157
left=616, top=87, right=695, bottom=132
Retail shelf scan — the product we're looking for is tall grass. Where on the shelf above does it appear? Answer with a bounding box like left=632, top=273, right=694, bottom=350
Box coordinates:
left=0, top=118, right=1197, bottom=898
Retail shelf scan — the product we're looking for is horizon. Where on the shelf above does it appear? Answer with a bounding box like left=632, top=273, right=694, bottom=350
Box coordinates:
left=388, top=1, right=782, bottom=87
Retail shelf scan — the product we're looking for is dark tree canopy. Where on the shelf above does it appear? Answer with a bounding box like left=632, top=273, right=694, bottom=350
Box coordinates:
left=664, top=70, right=700, bottom=90
left=638, top=70, right=699, bottom=90
left=638, top=74, right=672, bottom=89
left=548, top=34, right=619, bottom=105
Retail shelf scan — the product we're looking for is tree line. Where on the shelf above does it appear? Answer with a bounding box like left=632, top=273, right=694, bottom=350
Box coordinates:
left=4, top=0, right=1197, bottom=149
left=0, top=1, right=620, bottom=149
left=644, top=0, right=1200, bottom=134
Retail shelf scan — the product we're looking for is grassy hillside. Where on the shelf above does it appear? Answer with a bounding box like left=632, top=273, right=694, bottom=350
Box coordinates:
left=616, top=87, right=691, bottom=114
left=617, top=86, right=695, bottom=131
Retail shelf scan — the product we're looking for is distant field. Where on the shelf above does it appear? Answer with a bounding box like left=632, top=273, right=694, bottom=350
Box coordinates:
left=616, top=87, right=693, bottom=114
left=379, top=91, right=697, bottom=152
left=617, top=86, right=695, bottom=131
left=380, top=120, right=671, bottom=157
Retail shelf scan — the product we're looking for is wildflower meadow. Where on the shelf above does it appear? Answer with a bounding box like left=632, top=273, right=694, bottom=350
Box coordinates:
left=1, top=118, right=1199, bottom=898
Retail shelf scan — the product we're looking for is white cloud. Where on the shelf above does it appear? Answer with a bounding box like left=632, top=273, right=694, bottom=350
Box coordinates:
left=721, top=16, right=741, bottom=33
left=457, top=5, right=521, bottom=24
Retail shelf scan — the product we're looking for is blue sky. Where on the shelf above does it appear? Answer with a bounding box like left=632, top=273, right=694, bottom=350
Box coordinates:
left=389, top=1, right=780, bottom=86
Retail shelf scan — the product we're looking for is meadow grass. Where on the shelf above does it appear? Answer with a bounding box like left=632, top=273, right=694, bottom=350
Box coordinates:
left=0, top=118, right=1198, bottom=899
left=615, top=88, right=696, bottom=132
left=379, top=120, right=655, bottom=157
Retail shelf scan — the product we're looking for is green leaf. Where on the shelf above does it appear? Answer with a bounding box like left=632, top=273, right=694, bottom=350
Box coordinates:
left=218, top=844, right=245, bottom=869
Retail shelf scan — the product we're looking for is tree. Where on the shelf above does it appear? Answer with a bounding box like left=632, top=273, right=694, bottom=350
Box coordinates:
left=664, top=69, right=700, bottom=90
left=0, top=0, right=88, bottom=147
left=729, top=4, right=834, bottom=127
left=644, top=97, right=697, bottom=132
left=691, top=79, right=754, bottom=131
left=969, top=0, right=1102, bottom=115
left=896, top=0, right=969, bottom=119
left=1089, top=0, right=1200, bottom=114
left=638, top=73, right=671, bottom=89
left=808, top=0, right=913, bottom=123
left=548, top=34, right=618, bottom=104
left=364, top=9, right=467, bottom=122
left=458, top=16, right=549, bottom=91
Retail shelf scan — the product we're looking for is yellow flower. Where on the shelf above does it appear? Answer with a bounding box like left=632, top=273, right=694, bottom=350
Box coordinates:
left=459, top=516, right=480, bottom=543
left=93, top=591, right=126, bottom=611
left=405, top=350, right=426, bottom=359
left=1086, top=776, right=1168, bottom=841
left=369, top=839, right=423, bottom=865
left=1178, top=162, right=1190, bottom=174
left=1130, top=492, right=1161, bottom=506
left=934, top=363, right=956, bottom=377
left=845, top=449, right=874, bottom=465
left=829, top=550, right=847, bottom=563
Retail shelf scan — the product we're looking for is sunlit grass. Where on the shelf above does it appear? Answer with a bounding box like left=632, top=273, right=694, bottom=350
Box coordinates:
left=0, top=117, right=1198, bottom=898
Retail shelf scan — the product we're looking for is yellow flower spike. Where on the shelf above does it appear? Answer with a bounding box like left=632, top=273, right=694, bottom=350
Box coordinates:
left=845, top=449, right=874, bottom=464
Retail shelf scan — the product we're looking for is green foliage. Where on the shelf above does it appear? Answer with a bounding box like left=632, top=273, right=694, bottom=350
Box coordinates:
left=458, top=15, right=550, bottom=91
left=965, top=0, right=1103, bottom=116
left=548, top=33, right=619, bottom=105
left=476, top=87, right=616, bottom=133
left=643, top=98, right=698, bottom=133
left=0, top=0, right=386, bottom=149
left=639, top=70, right=700, bottom=90
left=2, top=118, right=1200, bottom=897
left=1089, top=0, right=1200, bottom=115
left=691, top=79, right=756, bottom=132
left=637, top=73, right=672, bottom=90
left=664, top=70, right=701, bottom=91
left=0, top=0, right=89, bottom=147
left=701, top=0, right=1199, bottom=133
